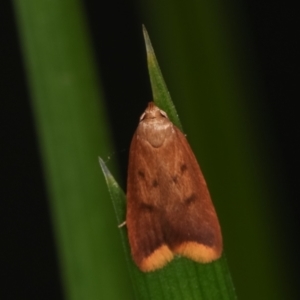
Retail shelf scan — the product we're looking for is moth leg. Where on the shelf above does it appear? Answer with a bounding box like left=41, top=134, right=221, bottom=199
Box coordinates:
left=118, top=221, right=126, bottom=228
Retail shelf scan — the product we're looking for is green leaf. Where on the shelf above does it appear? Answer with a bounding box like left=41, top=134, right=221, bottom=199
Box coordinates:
left=100, top=30, right=236, bottom=300
left=143, top=26, right=183, bottom=131
left=13, top=0, right=134, bottom=299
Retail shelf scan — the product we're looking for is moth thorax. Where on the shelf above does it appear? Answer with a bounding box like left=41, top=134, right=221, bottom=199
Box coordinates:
left=138, top=118, right=173, bottom=148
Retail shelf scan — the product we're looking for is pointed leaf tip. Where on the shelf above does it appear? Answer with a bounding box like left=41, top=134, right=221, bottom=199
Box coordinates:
left=98, top=156, right=106, bottom=171
left=98, top=156, right=117, bottom=189
left=98, top=157, right=110, bottom=177
left=142, top=27, right=183, bottom=130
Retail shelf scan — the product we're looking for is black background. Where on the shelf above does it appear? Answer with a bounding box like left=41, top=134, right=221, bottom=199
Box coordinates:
left=1, top=1, right=298, bottom=299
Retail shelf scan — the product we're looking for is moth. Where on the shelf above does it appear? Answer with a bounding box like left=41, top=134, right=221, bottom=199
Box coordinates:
left=126, top=102, right=222, bottom=272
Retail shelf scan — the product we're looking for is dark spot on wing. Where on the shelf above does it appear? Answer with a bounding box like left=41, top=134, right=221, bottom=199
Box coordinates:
left=140, top=203, right=155, bottom=212
left=138, top=170, right=145, bottom=179
left=152, top=179, right=159, bottom=187
left=181, top=164, right=187, bottom=173
left=185, top=193, right=197, bottom=205
left=172, top=175, right=178, bottom=183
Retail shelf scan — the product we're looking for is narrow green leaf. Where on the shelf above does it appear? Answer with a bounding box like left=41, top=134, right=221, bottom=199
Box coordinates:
left=100, top=31, right=236, bottom=299
left=13, top=0, right=134, bottom=299
left=143, top=25, right=183, bottom=131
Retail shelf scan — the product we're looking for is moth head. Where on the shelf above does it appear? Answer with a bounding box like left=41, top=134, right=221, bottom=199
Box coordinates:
left=140, top=102, right=169, bottom=121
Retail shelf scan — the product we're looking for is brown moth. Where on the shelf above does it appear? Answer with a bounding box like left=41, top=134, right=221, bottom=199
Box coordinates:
left=126, top=102, right=222, bottom=272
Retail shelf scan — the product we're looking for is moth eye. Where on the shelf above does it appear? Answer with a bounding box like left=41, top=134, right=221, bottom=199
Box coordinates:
left=159, top=110, right=168, bottom=118
left=139, top=112, right=146, bottom=121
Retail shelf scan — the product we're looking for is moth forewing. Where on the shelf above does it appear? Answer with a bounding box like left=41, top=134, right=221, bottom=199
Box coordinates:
left=126, top=102, right=222, bottom=272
